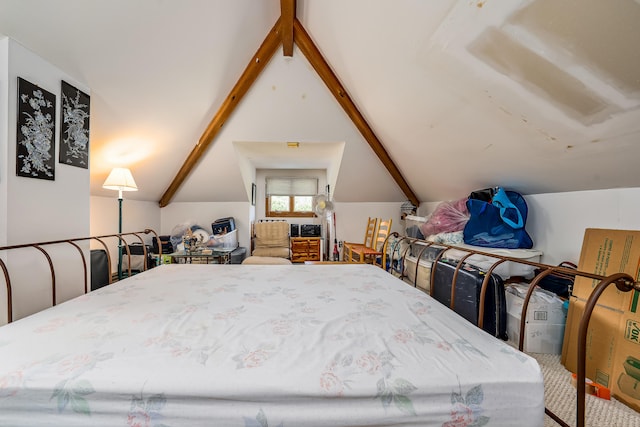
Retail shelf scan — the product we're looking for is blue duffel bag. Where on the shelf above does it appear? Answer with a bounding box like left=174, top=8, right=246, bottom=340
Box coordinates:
left=463, top=187, right=533, bottom=249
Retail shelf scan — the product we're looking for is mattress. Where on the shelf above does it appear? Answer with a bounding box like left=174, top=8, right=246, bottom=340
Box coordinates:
left=0, top=264, right=544, bottom=426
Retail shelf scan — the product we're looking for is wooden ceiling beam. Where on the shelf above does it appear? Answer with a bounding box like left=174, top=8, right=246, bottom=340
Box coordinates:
left=159, top=18, right=282, bottom=208
left=280, top=0, right=295, bottom=57
left=160, top=8, right=421, bottom=207
left=292, top=19, right=420, bottom=207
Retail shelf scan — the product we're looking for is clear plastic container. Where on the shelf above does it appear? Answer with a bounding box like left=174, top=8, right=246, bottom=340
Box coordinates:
left=210, top=229, right=238, bottom=249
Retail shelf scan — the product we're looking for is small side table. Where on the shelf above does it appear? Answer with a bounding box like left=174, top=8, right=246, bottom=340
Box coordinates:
left=169, top=247, right=237, bottom=264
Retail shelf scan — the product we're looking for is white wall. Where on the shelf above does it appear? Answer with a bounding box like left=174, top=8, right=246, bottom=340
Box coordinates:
left=88, top=196, right=405, bottom=257
left=87, top=187, right=640, bottom=268
left=160, top=202, right=251, bottom=250
left=0, top=39, right=90, bottom=324
left=0, top=37, right=8, bottom=246
left=333, top=202, right=405, bottom=244
left=90, top=196, right=161, bottom=273
left=5, top=39, right=89, bottom=244
left=525, top=188, right=640, bottom=265
left=90, top=196, right=160, bottom=238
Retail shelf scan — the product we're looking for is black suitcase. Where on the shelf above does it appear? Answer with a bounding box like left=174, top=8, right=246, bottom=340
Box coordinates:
left=432, top=258, right=507, bottom=340
left=90, top=249, right=110, bottom=291
left=152, top=235, right=174, bottom=254
left=124, top=243, right=156, bottom=271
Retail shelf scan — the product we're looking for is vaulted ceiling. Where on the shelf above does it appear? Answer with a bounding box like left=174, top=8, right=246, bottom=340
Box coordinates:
left=1, top=0, right=639, bottom=205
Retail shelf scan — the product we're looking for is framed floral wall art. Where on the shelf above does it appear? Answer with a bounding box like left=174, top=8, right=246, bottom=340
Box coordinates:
left=59, top=80, right=90, bottom=168
left=16, top=77, right=56, bottom=180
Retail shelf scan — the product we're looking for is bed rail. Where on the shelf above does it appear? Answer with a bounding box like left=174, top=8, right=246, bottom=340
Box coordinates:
left=381, top=232, right=638, bottom=427
left=0, top=229, right=160, bottom=324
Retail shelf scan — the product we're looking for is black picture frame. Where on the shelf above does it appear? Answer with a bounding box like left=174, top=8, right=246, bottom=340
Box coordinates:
left=59, top=80, right=90, bottom=168
left=251, top=183, right=257, bottom=206
left=17, top=77, right=56, bottom=180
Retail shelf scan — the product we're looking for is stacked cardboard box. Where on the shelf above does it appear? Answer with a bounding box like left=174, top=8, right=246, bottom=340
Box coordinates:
left=561, top=228, right=640, bottom=412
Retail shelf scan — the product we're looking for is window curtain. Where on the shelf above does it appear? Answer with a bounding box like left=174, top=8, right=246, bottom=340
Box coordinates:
left=266, top=177, right=318, bottom=196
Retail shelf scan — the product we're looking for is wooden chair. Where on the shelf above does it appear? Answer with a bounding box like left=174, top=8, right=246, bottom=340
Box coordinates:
left=345, top=218, right=393, bottom=265
left=343, top=217, right=378, bottom=262
left=360, top=218, right=393, bottom=265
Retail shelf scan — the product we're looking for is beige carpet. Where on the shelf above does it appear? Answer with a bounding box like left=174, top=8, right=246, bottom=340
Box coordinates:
left=531, top=353, right=640, bottom=427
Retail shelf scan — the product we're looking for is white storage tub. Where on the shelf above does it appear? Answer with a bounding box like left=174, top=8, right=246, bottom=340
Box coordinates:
left=505, top=283, right=567, bottom=354
left=404, top=255, right=434, bottom=292
left=210, top=229, right=238, bottom=250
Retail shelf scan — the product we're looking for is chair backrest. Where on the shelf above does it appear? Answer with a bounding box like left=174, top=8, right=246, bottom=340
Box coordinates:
left=251, top=221, right=291, bottom=258
left=363, top=217, right=378, bottom=248
left=373, top=218, right=392, bottom=251
left=253, top=221, right=290, bottom=248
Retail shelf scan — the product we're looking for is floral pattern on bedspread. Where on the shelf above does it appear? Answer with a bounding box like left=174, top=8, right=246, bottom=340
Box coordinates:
left=0, top=264, right=544, bottom=426
left=443, top=384, right=489, bottom=427
left=244, top=408, right=283, bottom=427
left=127, top=393, right=169, bottom=427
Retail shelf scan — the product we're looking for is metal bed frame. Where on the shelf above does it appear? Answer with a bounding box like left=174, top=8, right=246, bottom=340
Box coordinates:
left=381, top=232, right=639, bottom=427
left=0, top=229, right=160, bottom=324
left=1, top=229, right=637, bottom=426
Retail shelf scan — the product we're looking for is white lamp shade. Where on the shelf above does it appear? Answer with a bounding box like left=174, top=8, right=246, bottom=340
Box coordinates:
left=102, top=167, right=138, bottom=192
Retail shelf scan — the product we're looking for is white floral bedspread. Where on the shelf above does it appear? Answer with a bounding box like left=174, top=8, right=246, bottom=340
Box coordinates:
left=0, top=264, right=544, bottom=426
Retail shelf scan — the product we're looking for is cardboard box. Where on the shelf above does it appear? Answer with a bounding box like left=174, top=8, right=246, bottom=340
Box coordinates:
left=562, top=299, right=640, bottom=412
left=506, top=283, right=567, bottom=353
left=561, top=228, right=640, bottom=412
left=610, top=310, right=640, bottom=409
left=571, top=228, right=640, bottom=311
left=561, top=297, right=620, bottom=386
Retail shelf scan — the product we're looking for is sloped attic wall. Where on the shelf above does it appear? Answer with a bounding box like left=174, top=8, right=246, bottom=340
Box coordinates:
left=170, top=45, right=405, bottom=204
left=3, top=1, right=639, bottom=205
left=301, top=0, right=640, bottom=202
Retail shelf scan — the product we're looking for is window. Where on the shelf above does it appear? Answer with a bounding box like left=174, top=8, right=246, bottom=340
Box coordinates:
left=265, top=177, right=317, bottom=217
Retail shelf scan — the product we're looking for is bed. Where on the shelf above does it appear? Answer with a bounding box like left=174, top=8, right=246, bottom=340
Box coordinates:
left=381, top=232, right=640, bottom=427
left=0, top=241, right=545, bottom=426
left=0, top=231, right=635, bottom=427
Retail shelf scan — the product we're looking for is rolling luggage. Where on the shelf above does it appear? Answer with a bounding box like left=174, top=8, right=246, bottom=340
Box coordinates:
left=432, top=258, right=507, bottom=340
left=123, top=243, right=156, bottom=272
left=90, top=249, right=110, bottom=291
left=153, top=235, right=174, bottom=255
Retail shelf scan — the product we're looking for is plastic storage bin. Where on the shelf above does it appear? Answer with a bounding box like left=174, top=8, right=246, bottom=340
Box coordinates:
left=505, top=283, right=567, bottom=354
left=210, top=229, right=238, bottom=249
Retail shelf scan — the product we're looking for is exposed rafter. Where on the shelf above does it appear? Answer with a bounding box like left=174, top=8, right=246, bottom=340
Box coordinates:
left=293, top=19, right=419, bottom=207
left=159, top=19, right=282, bottom=208
left=280, top=0, right=295, bottom=57
left=159, top=1, right=420, bottom=207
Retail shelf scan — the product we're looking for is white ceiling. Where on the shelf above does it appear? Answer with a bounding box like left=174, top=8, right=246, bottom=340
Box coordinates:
left=1, top=0, right=639, bottom=205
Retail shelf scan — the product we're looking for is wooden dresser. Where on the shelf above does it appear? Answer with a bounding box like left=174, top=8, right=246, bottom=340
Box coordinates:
left=290, top=237, right=321, bottom=263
